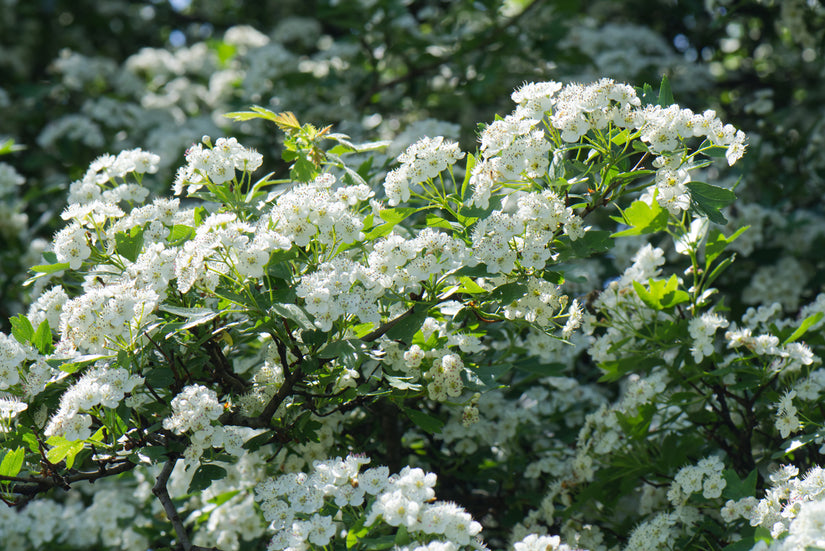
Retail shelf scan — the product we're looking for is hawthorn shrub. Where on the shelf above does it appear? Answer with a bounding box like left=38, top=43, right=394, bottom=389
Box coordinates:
left=3, top=3, right=825, bottom=551
left=1, top=76, right=820, bottom=551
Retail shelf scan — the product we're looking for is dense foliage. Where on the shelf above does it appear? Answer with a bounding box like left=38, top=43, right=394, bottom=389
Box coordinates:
left=2, top=1, right=825, bottom=551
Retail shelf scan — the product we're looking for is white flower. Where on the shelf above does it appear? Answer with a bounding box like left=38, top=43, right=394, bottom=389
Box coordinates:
left=162, top=384, right=224, bottom=435
left=53, top=222, right=92, bottom=270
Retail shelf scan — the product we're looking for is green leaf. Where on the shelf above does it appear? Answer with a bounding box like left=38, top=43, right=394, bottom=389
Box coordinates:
left=242, top=431, right=274, bottom=452
left=318, top=339, right=361, bottom=359
left=160, top=305, right=220, bottom=337
left=188, top=464, right=228, bottom=493
left=657, top=74, right=674, bottom=106
left=208, top=489, right=241, bottom=506
left=468, top=362, right=512, bottom=390
left=385, top=304, right=430, bottom=345
left=290, top=157, right=317, bottom=182
left=513, top=361, right=566, bottom=377
left=168, top=224, right=195, bottom=245
left=705, top=226, right=749, bottom=265
left=598, top=355, right=660, bottom=382
left=632, top=275, right=689, bottom=310
left=402, top=408, right=444, bottom=434
left=139, top=445, right=169, bottom=462
left=144, top=367, right=175, bottom=388
left=10, top=314, right=34, bottom=345
left=394, top=524, right=410, bottom=547
left=32, top=319, right=53, bottom=355
left=611, top=199, right=669, bottom=237
left=571, top=230, right=613, bottom=256
left=270, top=303, right=314, bottom=330
left=722, top=469, right=757, bottom=500
left=456, top=276, right=486, bottom=294
left=384, top=375, right=422, bottom=391
left=425, top=213, right=454, bottom=230
left=0, top=447, right=25, bottom=478
left=631, top=280, right=653, bottom=307
left=363, top=207, right=418, bottom=241
left=346, top=512, right=370, bottom=549
left=543, top=270, right=565, bottom=285
left=380, top=207, right=417, bottom=225
left=328, top=144, right=355, bottom=156
left=0, top=138, right=25, bottom=155
left=52, top=353, right=107, bottom=374
left=784, top=312, right=825, bottom=345
left=46, top=436, right=85, bottom=468
left=705, top=254, right=736, bottom=288
left=686, top=182, right=736, bottom=225
left=224, top=105, right=282, bottom=124
left=458, top=194, right=503, bottom=220
left=29, top=261, right=71, bottom=275
left=461, top=153, right=476, bottom=198
left=361, top=535, right=397, bottom=550
left=636, top=82, right=656, bottom=106
left=213, top=41, right=237, bottom=65
left=632, top=140, right=650, bottom=153
left=340, top=164, right=368, bottom=188
left=488, top=282, right=527, bottom=305
left=610, top=128, right=632, bottom=145
left=115, top=226, right=144, bottom=263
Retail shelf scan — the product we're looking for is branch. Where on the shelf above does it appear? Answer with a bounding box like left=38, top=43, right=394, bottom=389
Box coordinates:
left=219, top=359, right=305, bottom=429
left=152, top=457, right=224, bottom=551
left=8, top=459, right=136, bottom=499
left=361, top=305, right=416, bottom=343
left=203, top=337, right=251, bottom=394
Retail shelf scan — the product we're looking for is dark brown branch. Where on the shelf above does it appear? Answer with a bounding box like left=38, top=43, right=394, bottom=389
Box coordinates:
left=153, top=457, right=193, bottom=551
left=203, top=337, right=251, bottom=394
left=361, top=305, right=416, bottom=343
left=283, top=319, right=304, bottom=362
left=144, top=330, right=183, bottom=388
left=220, top=360, right=305, bottom=429
left=8, top=459, right=136, bottom=498
left=150, top=457, right=225, bottom=550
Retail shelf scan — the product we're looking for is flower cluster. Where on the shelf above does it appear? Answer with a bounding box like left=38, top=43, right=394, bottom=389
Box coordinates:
left=45, top=364, right=143, bottom=441
left=687, top=311, right=729, bottom=363
left=297, top=227, right=470, bottom=331
left=174, top=136, right=263, bottom=193
left=162, top=384, right=249, bottom=463
left=731, top=465, right=825, bottom=538
left=585, top=244, right=666, bottom=364
left=260, top=173, right=371, bottom=249
left=0, top=162, right=25, bottom=197
left=423, top=352, right=465, bottom=401
left=774, top=390, right=801, bottom=439
left=162, top=384, right=223, bottom=435
left=502, top=276, right=567, bottom=327
left=476, top=79, right=746, bottom=216
left=255, top=455, right=485, bottom=551
left=384, top=136, right=464, bottom=206
left=66, top=148, right=158, bottom=206
left=59, top=280, right=159, bottom=355
left=667, top=456, right=727, bottom=505
left=0, top=332, right=30, bottom=389
left=471, top=190, right=585, bottom=275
